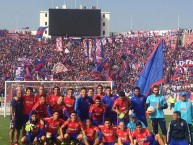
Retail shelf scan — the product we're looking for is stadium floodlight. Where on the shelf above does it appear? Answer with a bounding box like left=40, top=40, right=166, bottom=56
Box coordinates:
left=4, top=81, right=113, bottom=117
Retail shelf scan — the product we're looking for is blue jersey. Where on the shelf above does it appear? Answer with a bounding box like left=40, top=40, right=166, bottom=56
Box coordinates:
left=102, top=95, right=118, bottom=114
left=11, top=97, right=23, bottom=118
left=174, top=100, right=193, bottom=125
left=131, top=94, right=146, bottom=116
left=146, top=94, right=166, bottom=118
left=75, top=96, right=94, bottom=119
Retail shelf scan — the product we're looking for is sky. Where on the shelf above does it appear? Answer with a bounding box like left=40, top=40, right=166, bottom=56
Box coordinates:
left=0, top=0, right=193, bottom=32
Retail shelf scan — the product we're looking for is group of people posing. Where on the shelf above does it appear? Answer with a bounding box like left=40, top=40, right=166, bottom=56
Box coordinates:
left=10, top=84, right=193, bottom=145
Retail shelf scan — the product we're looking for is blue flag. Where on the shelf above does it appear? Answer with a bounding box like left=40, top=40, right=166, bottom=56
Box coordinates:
left=136, top=40, right=164, bottom=96
left=92, top=58, right=108, bottom=72
left=34, top=57, right=47, bottom=71
left=35, top=26, right=48, bottom=38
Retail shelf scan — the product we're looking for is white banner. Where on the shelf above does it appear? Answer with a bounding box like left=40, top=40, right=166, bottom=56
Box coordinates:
left=56, top=37, right=63, bottom=51
left=53, top=63, right=68, bottom=73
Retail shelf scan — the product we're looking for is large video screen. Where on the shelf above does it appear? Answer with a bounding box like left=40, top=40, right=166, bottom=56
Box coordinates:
left=49, top=9, right=101, bottom=36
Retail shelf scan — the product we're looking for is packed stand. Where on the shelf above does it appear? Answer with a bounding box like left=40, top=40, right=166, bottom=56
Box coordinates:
left=1, top=29, right=191, bottom=96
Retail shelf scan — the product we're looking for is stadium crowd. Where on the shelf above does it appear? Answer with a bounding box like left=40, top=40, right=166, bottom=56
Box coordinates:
left=0, top=29, right=193, bottom=144
left=0, top=29, right=193, bottom=97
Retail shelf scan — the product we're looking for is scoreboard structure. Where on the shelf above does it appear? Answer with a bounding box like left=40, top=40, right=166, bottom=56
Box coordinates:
left=49, top=9, right=101, bottom=37
left=39, top=9, right=110, bottom=38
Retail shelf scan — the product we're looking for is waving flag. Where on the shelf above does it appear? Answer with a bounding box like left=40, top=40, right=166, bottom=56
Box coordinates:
left=35, top=26, right=48, bottom=38
left=53, top=63, right=68, bottom=73
left=136, top=40, right=164, bottom=96
left=92, top=58, right=109, bottom=72
left=55, top=37, right=63, bottom=51
left=22, top=27, right=29, bottom=29
left=34, top=57, right=47, bottom=71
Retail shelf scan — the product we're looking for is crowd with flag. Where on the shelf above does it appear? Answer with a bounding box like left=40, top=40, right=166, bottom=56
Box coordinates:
left=1, top=28, right=193, bottom=145
left=0, top=29, right=193, bottom=98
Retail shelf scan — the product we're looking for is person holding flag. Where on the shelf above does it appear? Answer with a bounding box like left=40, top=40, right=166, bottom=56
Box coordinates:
left=131, top=87, right=147, bottom=126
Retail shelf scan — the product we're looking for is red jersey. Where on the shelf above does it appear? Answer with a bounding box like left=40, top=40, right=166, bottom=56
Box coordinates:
left=89, top=104, right=106, bottom=121
left=93, top=93, right=105, bottom=101
left=27, top=120, right=44, bottom=136
left=44, top=117, right=64, bottom=135
left=35, top=94, right=49, bottom=102
left=84, top=125, right=99, bottom=141
left=48, top=94, right=59, bottom=106
left=50, top=103, right=67, bottom=118
left=62, top=120, right=84, bottom=135
left=63, top=96, right=75, bottom=113
left=132, top=128, right=152, bottom=145
left=116, top=129, right=131, bottom=143
left=32, top=101, right=48, bottom=118
left=22, top=95, right=35, bottom=115
left=113, top=98, right=131, bottom=118
left=98, top=125, right=117, bottom=143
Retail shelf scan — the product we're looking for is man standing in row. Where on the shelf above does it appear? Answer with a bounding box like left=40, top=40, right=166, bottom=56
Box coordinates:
left=75, top=87, right=94, bottom=124
left=10, top=89, right=23, bottom=145
left=146, top=85, right=168, bottom=144
left=131, top=87, right=147, bottom=126
left=174, top=94, right=193, bottom=133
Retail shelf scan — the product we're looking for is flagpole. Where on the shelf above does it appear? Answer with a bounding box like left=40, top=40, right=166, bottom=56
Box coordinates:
left=131, top=16, right=133, bottom=30
left=52, top=0, right=54, bottom=8
left=97, top=0, right=99, bottom=9
left=177, top=14, right=180, bottom=31
left=75, top=0, right=76, bottom=9
left=16, top=17, right=19, bottom=30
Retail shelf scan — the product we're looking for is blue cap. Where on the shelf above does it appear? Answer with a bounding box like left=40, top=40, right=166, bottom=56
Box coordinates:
left=130, top=113, right=136, bottom=118
left=179, top=92, right=186, bottom=97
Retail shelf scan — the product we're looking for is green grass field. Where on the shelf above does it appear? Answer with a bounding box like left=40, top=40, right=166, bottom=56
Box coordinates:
left=0, top=116, right=10, bottom=145
left=0, top=115, right=172, bottom=145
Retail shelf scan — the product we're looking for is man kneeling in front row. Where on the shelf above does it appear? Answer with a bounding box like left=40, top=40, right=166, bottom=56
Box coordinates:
left=132, top=121, right=164, bottom=145
left=167, top=111, right=191, bottom=145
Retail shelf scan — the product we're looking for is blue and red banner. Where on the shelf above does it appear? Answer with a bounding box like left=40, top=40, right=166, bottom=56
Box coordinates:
left=35, top=26, right=48, bottom=38
left=34, top=57, right=47, bottom=72
left=95, top=39, right=103, bottom=63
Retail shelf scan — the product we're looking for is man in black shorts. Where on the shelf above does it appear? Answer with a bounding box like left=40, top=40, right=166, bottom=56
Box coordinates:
left=10, top=89, right=23, bottom=145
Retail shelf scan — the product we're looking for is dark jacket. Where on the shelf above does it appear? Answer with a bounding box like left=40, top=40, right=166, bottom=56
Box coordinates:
left=167, top=118, right=191, bottom=143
